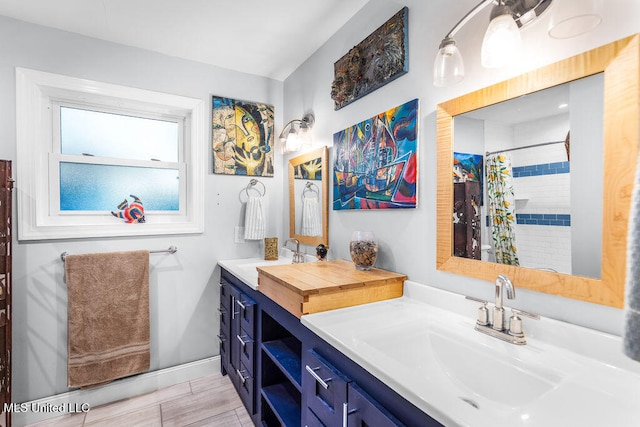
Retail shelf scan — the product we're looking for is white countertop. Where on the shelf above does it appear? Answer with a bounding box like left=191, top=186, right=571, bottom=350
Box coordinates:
left=218, top=250, right=317, bottom=289
left=301, top=281, right=640, bottom=427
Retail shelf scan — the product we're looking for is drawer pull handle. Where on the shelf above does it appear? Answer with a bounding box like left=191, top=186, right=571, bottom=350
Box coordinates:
left=216, top=334, right=226, bottom=344
left=230, top=296, right=240, bottom=319
left=236, top=368, right=249, bottom=384
left=236, top=334, right=253, bottom=346
left=342, top=402, right=348, bottom=427
left=305, top=365, right=331, bottom=389
left=236, top=300, right=246, bottom=310
left=217, top=307, right=226, bottom=315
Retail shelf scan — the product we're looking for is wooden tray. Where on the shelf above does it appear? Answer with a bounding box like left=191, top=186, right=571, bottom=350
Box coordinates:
left=257, top=259, right=406, bottom=318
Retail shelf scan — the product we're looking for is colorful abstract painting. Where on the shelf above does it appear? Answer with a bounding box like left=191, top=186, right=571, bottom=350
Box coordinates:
left=453, top=152, right=483, bottom=183
left=453, top=152, right=484, bottom=205
left=330, top=7, right=409, bottom=110
left=212, top=96, right=274, bottom=176
left=294, top=158, right=322, bottom=181
left=333, top=98, right=418, bottom=210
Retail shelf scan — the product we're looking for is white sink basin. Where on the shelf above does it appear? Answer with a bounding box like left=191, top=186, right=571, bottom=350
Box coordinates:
left=302, top=281, right=640, bottom=427
left=428, top=332, right=560, bottom=407
left=360, top=319, right=561, bottom=409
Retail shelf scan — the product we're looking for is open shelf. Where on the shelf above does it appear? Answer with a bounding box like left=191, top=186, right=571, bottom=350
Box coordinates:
left=261, top=382, right=301, bottom=427
left=262, top=337, right=302, bottom=391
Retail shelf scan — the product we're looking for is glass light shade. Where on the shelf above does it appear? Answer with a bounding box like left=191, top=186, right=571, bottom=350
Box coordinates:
left=284, top=131, right=302, bottom=153
left=433, top=39, right=464, bottom=87
left=481, top=13, right=522, bottom=68
left=548, top=0, right=602, bottom=39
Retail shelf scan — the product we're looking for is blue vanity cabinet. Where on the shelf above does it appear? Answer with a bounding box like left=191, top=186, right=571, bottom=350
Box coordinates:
left=219, top=277, right=257, bottom=415
left=219, top=267, right=441, bottom=427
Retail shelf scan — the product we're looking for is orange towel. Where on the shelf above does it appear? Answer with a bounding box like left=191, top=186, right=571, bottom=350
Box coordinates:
left=65, top=250, right=150, bottom=388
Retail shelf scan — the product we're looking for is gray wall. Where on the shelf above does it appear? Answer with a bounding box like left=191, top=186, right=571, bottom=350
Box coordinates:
left=281, top=0, right=640, bottom=336
left=0, top=16, right=284, bottom=402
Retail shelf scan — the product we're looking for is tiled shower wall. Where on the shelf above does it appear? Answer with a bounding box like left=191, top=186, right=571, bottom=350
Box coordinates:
left=510, top=114, right=571, bottom=274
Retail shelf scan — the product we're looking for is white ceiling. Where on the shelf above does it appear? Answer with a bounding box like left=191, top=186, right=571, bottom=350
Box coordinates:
left=0, top=0, right=369, bottom=81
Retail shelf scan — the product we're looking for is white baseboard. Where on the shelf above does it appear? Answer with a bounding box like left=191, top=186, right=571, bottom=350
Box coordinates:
left=13, top=356, right=220, bottom=427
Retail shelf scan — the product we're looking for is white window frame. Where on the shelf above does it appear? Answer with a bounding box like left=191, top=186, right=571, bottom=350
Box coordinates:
left=16, top=67, right=206, bottom=240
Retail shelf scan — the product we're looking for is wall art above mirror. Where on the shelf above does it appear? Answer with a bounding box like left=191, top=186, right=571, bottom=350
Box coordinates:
left=289, top=146, right=329, bottom=247
left=436, top=34, right=639, bottom=308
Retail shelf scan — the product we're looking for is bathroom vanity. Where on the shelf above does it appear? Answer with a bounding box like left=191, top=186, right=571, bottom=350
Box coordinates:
left=219, top=257, right=640, bottom=426
left=218, top=258, right=438, bottom=427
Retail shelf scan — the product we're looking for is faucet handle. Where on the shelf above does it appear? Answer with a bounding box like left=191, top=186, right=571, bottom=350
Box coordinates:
left=465, top=296, right=490, bottom=326
left=508, top=308, right=540, bottom=341
left=465, top=295, right=488, bottom=304
left=511, top=308, right=540, bottom=320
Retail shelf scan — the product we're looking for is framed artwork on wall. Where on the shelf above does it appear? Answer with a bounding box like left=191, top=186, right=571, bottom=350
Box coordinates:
left=212, top=96, right=274, bottom=176
left=293, top=157, right=323, bottom=181
left=333, top=98, right=419, bottom=210
left=330, top=7, right=409, bottom=111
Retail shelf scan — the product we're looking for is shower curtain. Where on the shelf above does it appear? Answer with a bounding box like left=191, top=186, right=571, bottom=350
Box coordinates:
left=486, top=153, right=520, bottom=266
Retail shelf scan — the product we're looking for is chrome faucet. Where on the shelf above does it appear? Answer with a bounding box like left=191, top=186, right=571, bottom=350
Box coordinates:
left=286, top=238, right=305, bottom=263
left=466, top=275, right=539, bottom=345
left=493, top=274, right=516, bottom=331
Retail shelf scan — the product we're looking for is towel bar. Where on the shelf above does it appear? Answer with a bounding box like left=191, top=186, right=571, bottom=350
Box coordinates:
left=60, top=245, right=177, bottom=262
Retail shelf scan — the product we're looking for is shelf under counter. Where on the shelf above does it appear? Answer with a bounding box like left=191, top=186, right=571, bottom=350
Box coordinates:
left=261, top=382, right=301, bottom=427
left=261, top=337, right=302, bottom=391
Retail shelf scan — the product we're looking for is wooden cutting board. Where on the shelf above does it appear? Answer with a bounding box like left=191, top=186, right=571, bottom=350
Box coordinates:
left=257, top=259, right=406, bottom=318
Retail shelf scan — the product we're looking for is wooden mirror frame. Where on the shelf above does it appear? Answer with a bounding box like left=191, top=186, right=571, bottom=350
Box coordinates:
left=289, top=146, right=329, bottom=247
left=436, top=35, right=639, bottom=308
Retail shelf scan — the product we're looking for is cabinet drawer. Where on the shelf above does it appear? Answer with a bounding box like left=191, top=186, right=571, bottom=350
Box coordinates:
left=236, top=293, right=256, bottom=334
left=220, top=281, right=230, bottom=310
left=305, top=407, right=327, bottom=427
left=219, top=305, right=230, bottom=332
left=303, top=349, right=349, bottom=427
left=347, top=382, right=404, bottom=427
left=237, top=327, right=255, bottom=376
left=236, top=360, right=255, bottom=415
left=218, top=332, right=230, bottom=374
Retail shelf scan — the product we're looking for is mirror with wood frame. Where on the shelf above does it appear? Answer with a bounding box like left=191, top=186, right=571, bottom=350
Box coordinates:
left=436, top=35, right=639, bottom=308
left=453, top=74, right=603, bottom=279
left=289, top=146, right=329, bottom=247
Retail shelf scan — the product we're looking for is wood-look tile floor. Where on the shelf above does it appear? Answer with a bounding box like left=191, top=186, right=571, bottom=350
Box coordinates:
left=25, top=373, right=252, bottom=427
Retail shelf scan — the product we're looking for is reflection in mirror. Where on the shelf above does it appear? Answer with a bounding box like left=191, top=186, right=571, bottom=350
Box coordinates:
left=453, top=74, right=604, bottom=279
left=436, top=35, right=639, bottom=307
left=289, top=147, right=329, bottom=247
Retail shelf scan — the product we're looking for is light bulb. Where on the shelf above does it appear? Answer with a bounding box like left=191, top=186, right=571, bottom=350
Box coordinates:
left=481, top=13, right=521, bottom=68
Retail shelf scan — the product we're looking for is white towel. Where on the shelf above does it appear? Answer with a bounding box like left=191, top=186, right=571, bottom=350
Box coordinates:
left=624, top=150, right=640, bottom=362
left=244, top=195, right=265, bottom=240
left=302, top=195, right=322, bottom=236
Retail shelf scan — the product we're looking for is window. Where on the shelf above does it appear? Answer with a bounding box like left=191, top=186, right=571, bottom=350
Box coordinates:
left=16, top=68, right=205, bottom=240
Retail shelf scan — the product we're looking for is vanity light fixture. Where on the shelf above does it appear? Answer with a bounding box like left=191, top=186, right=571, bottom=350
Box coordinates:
left=279, top=113, right=315, bottom=154
left=433, top=0, right=553, bottom=87
left=548, top=0, right=602, bottom=39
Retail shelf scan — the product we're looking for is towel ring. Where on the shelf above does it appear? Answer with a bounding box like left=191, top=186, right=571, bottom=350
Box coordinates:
left=302, top=181, right=319, bottom=200
left=244, top=179, right=266, bottom=197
